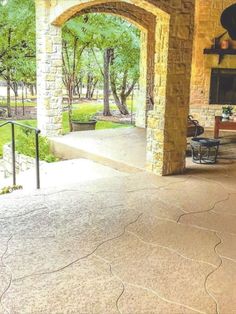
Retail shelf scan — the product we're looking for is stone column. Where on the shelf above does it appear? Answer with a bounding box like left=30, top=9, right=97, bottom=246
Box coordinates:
left=147, top=15, right=169, bottom=175
left=147, top=2, right=195, bottom=175
left=35, top=0, right=63, bottom=136
left=135, top=31, right=148, bottom=128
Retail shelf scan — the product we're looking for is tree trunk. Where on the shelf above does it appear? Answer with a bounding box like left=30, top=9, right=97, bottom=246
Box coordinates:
left=68, top=96, right=73, bottom=132
left=25, top=85, right=28, bottom=99
left=117, top=100, right=129, bottom=115
left=79, top=80, right=83, bottom=98
left=91, top=79, right=98, bottom=99
left=86, top=73, right=92, bottom=99
left=6, top=29, right=11, bottom=117
left=6, top=76, right=11, bottom=117
left=67, top=80, right=74, bottom=132
left=14, top=93, right=17, bottom=116
left=110, top=73, right=129, bottom=115
left=11, top=82, right=18, bottom=97
left=103, top=48, right=112, bottom=116
left=22, top=83, right=25, bottom=116
left=30, top=84, right=34, bottom=96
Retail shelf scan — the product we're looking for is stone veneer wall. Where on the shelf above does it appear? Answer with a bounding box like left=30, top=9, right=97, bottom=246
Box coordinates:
left=35, top=0, right=195, bottom=176
left=36, top=0, right=63, bottom=136
left=2, top=144, right=45, bottom=178
left=190, top=0, right=236, bottom=127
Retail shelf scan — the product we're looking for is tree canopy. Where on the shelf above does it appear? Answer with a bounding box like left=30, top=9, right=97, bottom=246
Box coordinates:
left=0, top=2, right=140, bottom=120
left=62, top=13, right=140, bottom=117
left=0, top=0, right=35, bottom=115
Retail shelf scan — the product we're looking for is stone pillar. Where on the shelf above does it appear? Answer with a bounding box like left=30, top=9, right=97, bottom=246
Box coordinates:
left=147, top=2, right=195, bottom=175
left=36, top=0, right=63, bottom=136
left=147, top=15, right=169, bottom=175
left=135, top=31, right=148, bottom=128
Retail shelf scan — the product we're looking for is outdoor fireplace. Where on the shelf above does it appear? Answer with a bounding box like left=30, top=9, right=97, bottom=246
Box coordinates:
left=210, top=68, right=236, bottom=104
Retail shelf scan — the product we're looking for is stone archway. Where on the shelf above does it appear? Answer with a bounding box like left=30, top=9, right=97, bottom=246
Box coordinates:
left=35, top=0, right=195, bottom=175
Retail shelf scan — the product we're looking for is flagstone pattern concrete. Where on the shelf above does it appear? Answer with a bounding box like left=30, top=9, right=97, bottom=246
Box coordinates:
left=0, top=161, right=235, bottom=313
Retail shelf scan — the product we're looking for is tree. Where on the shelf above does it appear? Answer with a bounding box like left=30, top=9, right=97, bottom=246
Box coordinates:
left=0, top=0, right=35, bottom=116
left=103, top=48, right=113, bottom=116
left=109, top=28, right=140, bottom=115
left=63, top=14, right=140, bottom=118
left=62, top=17, right=88, bottom=131
left=81, top=48, right=102, bottom=100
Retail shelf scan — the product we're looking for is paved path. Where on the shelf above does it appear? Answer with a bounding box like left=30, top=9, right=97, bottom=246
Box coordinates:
left=0, top=158, right=127, bottom=190
left=50, top=128, right=146, bottom=172
left=0, top=158, right=235, bottom=313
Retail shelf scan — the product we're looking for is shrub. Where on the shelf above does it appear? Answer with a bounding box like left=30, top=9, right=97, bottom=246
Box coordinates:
left=15, top=130, right=58, bottom=163
left=71, top=112, right=96, bottom=122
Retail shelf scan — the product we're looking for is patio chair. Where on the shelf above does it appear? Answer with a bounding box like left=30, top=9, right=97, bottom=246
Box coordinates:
left=187, top=115, right=204, bottom=137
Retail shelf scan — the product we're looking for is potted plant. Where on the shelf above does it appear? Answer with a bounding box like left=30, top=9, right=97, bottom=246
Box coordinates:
left=71, top=113, right=97, bottom=132
left=222, top=105, right=233, bottom=120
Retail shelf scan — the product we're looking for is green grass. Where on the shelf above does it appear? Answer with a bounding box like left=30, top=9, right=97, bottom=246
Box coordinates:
left=71, top=99, right=135, bottom=112
left=0, top=101, right=134, bottom=157
left=0, top=120, right=37, bottom=157
left=0, top=101, right=37, bottom=108
left=62, top=101, right=133, bottom=133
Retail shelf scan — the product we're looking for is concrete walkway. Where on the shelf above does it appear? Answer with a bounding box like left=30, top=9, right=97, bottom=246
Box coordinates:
left=0, top=159, right=235, bottom=313
left=50, top=128, right=146, bottom=172
left=0, top=158, right=127, bottom=190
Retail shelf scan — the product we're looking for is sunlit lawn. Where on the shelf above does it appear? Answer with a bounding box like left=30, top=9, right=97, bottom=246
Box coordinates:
left=0, top=120, right=37, bottom=157
left=0, top=101, right=37, bottom=107
left=0, top=101, right=134, bottom=157
left=62, top=101, right=133, bottom=133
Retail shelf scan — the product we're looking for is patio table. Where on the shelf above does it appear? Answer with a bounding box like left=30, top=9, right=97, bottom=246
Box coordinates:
left=214, top=116, right=236, bottom=138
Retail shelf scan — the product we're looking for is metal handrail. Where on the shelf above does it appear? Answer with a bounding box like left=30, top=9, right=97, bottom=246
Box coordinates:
left=0, top=120, right=41, bottom=189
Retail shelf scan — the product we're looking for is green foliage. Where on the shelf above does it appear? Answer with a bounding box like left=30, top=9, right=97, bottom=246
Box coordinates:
left=64, top=14, right=139, bottom=50
left=0, top=184, right=23, bottom=195
left=222, top=105, right=233, bottom=115
left=71, top=112, right=95, bottom=122
left=0, top=119, right=37, bottom=157
left=62, top=102, right=133, bottom=133
left=0, top=0, right=36, bottom=87
left=15, top=130, right=58, bottom=163
left=62, top=14, right=140, bottom=114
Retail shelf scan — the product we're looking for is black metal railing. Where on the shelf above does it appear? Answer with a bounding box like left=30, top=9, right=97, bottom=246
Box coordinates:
left=0, top=121, right=41, bottom=189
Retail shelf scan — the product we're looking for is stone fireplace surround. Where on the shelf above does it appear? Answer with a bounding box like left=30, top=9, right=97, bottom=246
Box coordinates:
left=190, top=0, right=236, bottom=128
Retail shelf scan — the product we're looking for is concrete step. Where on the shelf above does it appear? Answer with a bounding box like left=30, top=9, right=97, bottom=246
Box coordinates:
left=50, top=128, right=146, bottom=173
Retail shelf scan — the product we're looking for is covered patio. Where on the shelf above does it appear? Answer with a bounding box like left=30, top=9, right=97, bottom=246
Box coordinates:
left=5, top=0, right=233, bottom=312
left=0, top=164, right=235, bottom=313
left=50, top=127, right=236, bottom=174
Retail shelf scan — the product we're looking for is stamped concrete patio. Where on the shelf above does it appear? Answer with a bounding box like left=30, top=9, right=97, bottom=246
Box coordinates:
left=0, top=155, right=236, bottom=313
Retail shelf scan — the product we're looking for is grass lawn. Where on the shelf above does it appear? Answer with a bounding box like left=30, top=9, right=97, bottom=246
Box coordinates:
left=0, top=101, right=134, bottom=157
left=62, top=102, right=133, bottom=133
left=0, top=101, right=37, bottom=107
left=0, top=120, right=37, bottom=157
